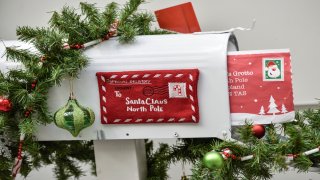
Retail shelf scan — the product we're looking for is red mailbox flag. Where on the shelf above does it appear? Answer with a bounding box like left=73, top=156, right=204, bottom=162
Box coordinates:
left=155, top=2, right=201, bottom=33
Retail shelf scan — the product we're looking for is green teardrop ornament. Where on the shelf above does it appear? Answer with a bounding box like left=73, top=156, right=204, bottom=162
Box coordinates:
left=54, top=98, right=95, bottom=137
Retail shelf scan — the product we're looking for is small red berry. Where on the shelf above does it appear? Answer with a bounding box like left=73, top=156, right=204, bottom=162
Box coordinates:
left=40, top=56, right=46, bottom=62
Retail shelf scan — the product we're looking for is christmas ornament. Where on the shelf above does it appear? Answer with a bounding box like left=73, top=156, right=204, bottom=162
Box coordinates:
left=0, top=96, right=12, bottom=112
left=12, top=133, right=24, bottom=178
left=54, top=97, right=95, bottom=137
left=252, top=124, right=265, bottom=139
left=221, top=148, right=237, bottom=160
left=31, top=80, right=37, bottom=90
left=203, top=151, right=224, bottom=169
left=24, top=110, right=31, bottom=117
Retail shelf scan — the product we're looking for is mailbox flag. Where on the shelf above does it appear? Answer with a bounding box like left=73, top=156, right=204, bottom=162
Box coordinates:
left=155, top=2, right=201, bottom=33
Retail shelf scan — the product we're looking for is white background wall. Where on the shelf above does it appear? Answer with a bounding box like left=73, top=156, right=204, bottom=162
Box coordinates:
left=1, top=0, right=320, bottom=179
left=1, top=0, right=320, bottom=104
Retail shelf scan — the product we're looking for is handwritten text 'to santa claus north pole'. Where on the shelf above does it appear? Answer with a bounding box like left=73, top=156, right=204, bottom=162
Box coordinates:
left=228, top=70, right=254, bottom=96
left=125, top=97, right=168, bottom=112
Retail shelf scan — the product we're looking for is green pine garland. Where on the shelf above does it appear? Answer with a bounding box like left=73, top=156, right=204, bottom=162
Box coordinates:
left=146, top=109, right=320, bottom=180
left=0, top=1, right=169, bottom=179
left=2, top=1, right=319, bottom=180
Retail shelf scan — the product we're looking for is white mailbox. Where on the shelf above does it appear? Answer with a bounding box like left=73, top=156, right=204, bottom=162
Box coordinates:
left=0, top=33, right=238, bottom=140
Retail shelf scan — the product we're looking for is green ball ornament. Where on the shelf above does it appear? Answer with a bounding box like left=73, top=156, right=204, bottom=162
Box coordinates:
left=54, top=98, right=95, bottom=137
left=203, top=151, right=224, bottom=169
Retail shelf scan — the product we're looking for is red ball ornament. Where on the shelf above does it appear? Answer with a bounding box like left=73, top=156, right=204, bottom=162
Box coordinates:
left=2, top=99, right=10, bottom=105
left=0, top=97, right=12, bottom=112
left=24, top=111, right=31, bottom=118
left=31, top=80, right=37, bottom=90
left=252, top=124, right=265, bottom=139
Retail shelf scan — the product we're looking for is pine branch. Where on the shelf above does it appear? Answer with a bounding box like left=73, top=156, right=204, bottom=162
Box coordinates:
left=146, top=140, right=170, bottom=180
left=103, top=2, right=118, bottom=30
left=118, top=23, right=137, bottom=43
left=285, top=124, right=307, bottom=154
left=265, top=124, right=280, bottom=144
left=293, top=155, right=313, bottom=172
left=131, top=12, right=154, bottom=34
left=16, top=26, right=47, bottom=43
left=0, top=78, right=12, bottom=95
left=19, top=157, right=33, bottom=178
left=17, top=26, right=65, bottom=54
left=49, top=11, right=61, bottom=28
left=50, top=6, right=90, bottom=44
left=237, top=123, right=258, bottom=144
left=7, top=69, right=34, bottom=83
left=80, top=2, right=100, bottom=25
left=120, top=0, right=145, bottom=23
left=60, top=51, right=89, bottom=77
left=5, top=47, right=39, bottom=70
left=304, top=109, right=320, bottom=128
left=0, top=1, right=167, bottom=178
left=80, top=2, right=105, bottom=39
left=19, top=119, right=37, bottom=136
left=191, top=161, right=214, bottom=180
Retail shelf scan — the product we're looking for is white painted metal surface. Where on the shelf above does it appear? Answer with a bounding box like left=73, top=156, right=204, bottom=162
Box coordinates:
left=94, top=140, right=147, bottom=180
left=0, top=33, right=237, bottom=140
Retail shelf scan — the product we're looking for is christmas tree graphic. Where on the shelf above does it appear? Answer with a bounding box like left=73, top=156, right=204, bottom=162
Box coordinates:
left=267, top=95, right=280, bottom=115
left=259, top=106, right=265, bottom=115
left=281, top=103, right=288, bottom=113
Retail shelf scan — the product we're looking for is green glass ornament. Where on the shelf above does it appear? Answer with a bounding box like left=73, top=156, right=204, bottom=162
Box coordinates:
left=203, top=151, right=224, bottom=169
left=54, top=98, right=95, bottom=137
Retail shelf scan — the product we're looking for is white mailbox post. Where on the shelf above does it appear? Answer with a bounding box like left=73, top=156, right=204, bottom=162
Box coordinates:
left=0, top=33, right=238, bottom=179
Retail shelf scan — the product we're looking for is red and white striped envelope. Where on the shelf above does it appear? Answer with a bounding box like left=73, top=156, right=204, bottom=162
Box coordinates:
left=96, top=69, right=199, bottom=124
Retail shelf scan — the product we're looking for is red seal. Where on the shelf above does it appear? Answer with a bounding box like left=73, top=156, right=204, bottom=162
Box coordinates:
left=96, top=69, right=200, bottom=124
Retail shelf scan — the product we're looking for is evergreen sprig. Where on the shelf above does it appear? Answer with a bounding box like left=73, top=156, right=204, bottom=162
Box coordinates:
left=0, top=1, right=168, bottom=179
left=146, top=109, right=320, bottom=180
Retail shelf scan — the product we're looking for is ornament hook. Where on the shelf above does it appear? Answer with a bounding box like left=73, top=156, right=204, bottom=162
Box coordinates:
left=69, top=77, right=75, bottom=100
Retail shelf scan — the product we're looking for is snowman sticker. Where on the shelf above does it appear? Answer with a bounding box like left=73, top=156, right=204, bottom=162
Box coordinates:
left=263, top=58, right=284, bottom=81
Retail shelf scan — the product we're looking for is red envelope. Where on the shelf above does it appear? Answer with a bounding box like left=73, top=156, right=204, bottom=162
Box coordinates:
left=96, top=69, right=200, bottom=124
left=155, top=2, right=201, bottom=33
left=227, top=50, right=294, bottom=125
